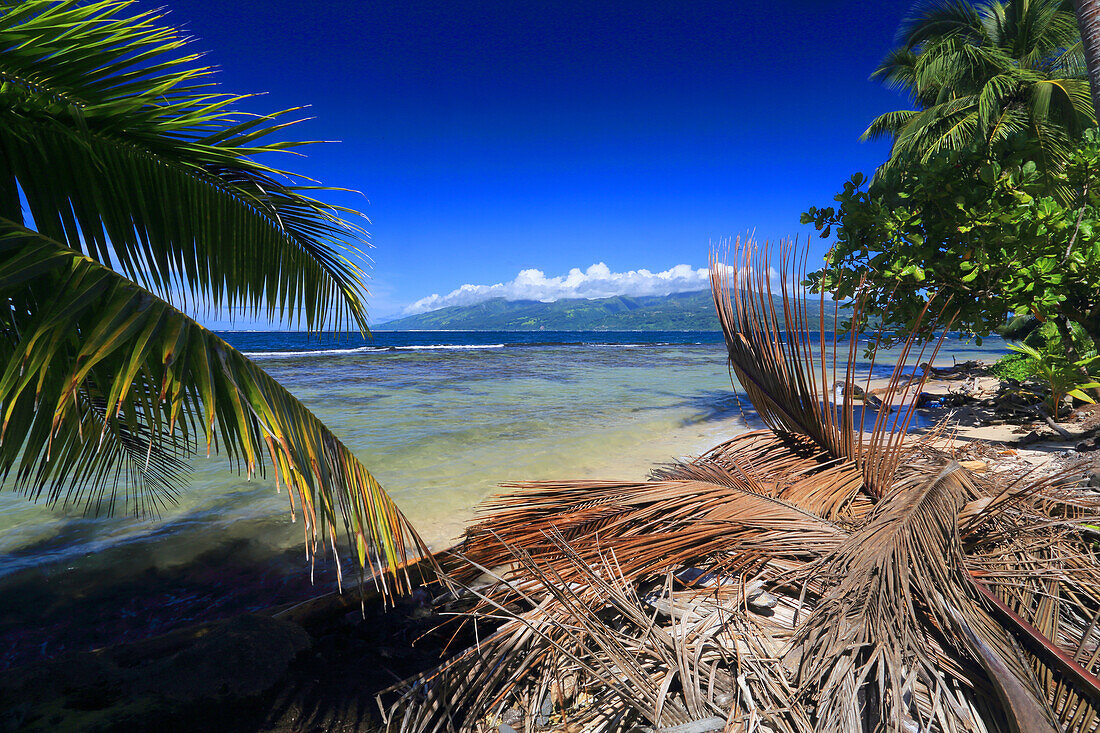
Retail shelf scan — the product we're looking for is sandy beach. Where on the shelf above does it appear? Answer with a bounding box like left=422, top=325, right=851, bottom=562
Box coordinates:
left=864, top=363, right=1100, bottom=483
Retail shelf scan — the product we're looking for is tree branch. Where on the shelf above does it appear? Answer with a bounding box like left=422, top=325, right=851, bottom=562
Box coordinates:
left=1033, top=402, right=1077, bottom=440
left=1063, top=175, right=1089, bottom=265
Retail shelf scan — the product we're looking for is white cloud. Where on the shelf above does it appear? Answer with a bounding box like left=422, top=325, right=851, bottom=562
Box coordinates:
left=403, top=262, right=736, bottom=315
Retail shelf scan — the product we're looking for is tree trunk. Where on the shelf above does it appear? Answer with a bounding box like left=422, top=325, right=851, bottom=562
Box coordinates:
left=1073, top=0, right=1100, bottom=121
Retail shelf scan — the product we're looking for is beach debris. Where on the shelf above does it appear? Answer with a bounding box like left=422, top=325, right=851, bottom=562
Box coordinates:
left=673, top=566, right=717, bottom=587
left=655, top=718, right=727, bottom=733
left=746, top=581, right=778, bottom=611
left=377, top=238, right=1100, bottom=733
left=535, top=693, right=553, bottom=727
left=500, top=706, right=524, bottom=728
left=915, top=391, right=941, bottom=408
left=832, top=380, right=883, bottom=407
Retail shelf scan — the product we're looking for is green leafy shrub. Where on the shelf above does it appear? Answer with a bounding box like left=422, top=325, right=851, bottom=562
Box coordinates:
left=1007, top=343, right=1100, bottom=419
left=803, top=133, right=1100, bottom=350
left=996, top=315, right=1041, bottom=342
left=990, top=352, right=1037, bottom=382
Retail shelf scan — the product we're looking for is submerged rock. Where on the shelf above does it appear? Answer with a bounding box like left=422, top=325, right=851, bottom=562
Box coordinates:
left=0, top=614, right=309, bottom=732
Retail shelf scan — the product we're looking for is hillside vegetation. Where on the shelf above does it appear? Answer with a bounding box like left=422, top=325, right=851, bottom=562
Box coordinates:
left=381, top=290, right=844, bottom=331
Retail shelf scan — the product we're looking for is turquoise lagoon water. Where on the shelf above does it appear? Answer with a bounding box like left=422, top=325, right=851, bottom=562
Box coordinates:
left=0, top=330, right=1004, bottom=666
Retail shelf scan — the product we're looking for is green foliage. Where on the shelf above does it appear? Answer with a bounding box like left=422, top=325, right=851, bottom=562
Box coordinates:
left=803, top=132, right=1100, bottom=348
left=995, top=314, right=1041, bottom=341
left=990, top=351, right=1037, bottom=381
left=991, top=319, right=1099, bottom=410
left=0, top=0, right=370, bottom=331
left=864, top=0, right=1093, bottom=186
left=1005, top=341, right=1100, bottom=418
left=0, top=1, right=422, bottom=593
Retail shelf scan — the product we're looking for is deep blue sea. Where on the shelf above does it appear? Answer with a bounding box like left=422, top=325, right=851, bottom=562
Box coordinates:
left=0, top=329, right=1005, bottom=667
left=227, top=328, right=727, bottom=353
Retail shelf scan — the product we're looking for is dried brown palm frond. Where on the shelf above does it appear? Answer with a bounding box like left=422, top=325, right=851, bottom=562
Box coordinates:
left=388, top=237, right=1100, bottom=732
left=709, top=240, right=860, bottom=463
left=788, top=461, right=1057, bottom=732
left=655, top=430, right=871, bottom=521
left=456, top=475, right=844, bottom=590
left=382, top=532, right=817, bottom=733
left=710, top=236, right=953, bottom=497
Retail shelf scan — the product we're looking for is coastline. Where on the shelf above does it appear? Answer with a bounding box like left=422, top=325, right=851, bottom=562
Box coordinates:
left=4, top=359, right=1093, bottom=731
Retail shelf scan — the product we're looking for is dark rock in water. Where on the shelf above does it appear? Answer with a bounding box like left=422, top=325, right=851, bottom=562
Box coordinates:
left=131, top=614, right=310, bottom=700
left=0, top=614, right=309, bottom=732
left=0, top=536, right=334, bottom=672
left=0, top=568, right=477, bottom=733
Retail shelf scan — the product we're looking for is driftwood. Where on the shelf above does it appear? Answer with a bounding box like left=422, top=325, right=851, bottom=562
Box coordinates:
left=1032, top=403, right=1100, bottom=445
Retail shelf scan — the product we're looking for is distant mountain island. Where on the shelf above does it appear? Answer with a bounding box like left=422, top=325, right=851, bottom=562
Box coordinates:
left=380, top=290, right=844, bottom=331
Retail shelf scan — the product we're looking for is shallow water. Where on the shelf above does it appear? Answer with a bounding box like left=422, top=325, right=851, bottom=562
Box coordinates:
left=0, top=329, right=1006, bottom=571
left=0, top=330, right=1004, bottom=667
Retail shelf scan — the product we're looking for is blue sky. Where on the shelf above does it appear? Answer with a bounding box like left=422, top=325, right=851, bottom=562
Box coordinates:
left=167, top=0, right=916, bottom=326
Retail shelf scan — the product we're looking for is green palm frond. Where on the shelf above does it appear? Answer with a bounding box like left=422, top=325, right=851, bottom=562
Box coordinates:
left=883, top=95, right=981, bottom=159
left=861, top=109, right=921, bottom=143
left=0, top=0, right=370, bottom=331
left=977, top=72, right=1018, bottom=128
left=858, top=110, right=919, bottom=147
left=987, top=102, right=1032, bottom=144
left=980, top=0, right=1010, bottom=42
left=870, top=47, right=921, bottom=94
left=1037, top=76, right=1096, bottom=127
left=899, top=0, right=987, bottom=48
left=1049, top=38, right=1087, bottom=76
left=1032, top=74, right=1056, bottom=121
left=1028, top=9, right=1083, bottom=58
left=868, top=0, right=1093, bottom=181
left=0, top=221, right=427, bottom=595
left=24, top=389, right=193, bottom=517
left=915, top=40, right=1012, bottom=95
left=925, top=111, right=982, bottom=157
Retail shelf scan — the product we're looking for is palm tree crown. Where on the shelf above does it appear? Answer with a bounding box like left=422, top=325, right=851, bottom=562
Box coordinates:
left=865, top=0, right=1095, bottom=176
left=0, top=1, right=425, bottom=595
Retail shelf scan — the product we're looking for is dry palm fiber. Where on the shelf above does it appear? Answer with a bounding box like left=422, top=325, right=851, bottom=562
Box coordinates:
left=384, top=237, right=1100, bottom=732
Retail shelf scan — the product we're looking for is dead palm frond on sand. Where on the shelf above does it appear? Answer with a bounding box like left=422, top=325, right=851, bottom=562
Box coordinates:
left=380, top=236, right=1100, bottom=732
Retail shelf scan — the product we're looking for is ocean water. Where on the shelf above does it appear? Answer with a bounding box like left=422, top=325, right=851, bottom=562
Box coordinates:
left=0, top=330, right=1004, bottom=666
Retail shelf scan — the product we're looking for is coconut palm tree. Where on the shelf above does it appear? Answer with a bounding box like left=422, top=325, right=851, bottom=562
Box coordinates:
left=864, top=0, right=1094, bottom=180
left=1072, top=0, right=1100, bottom=116
left=0, top=1, right=425, bottom=595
